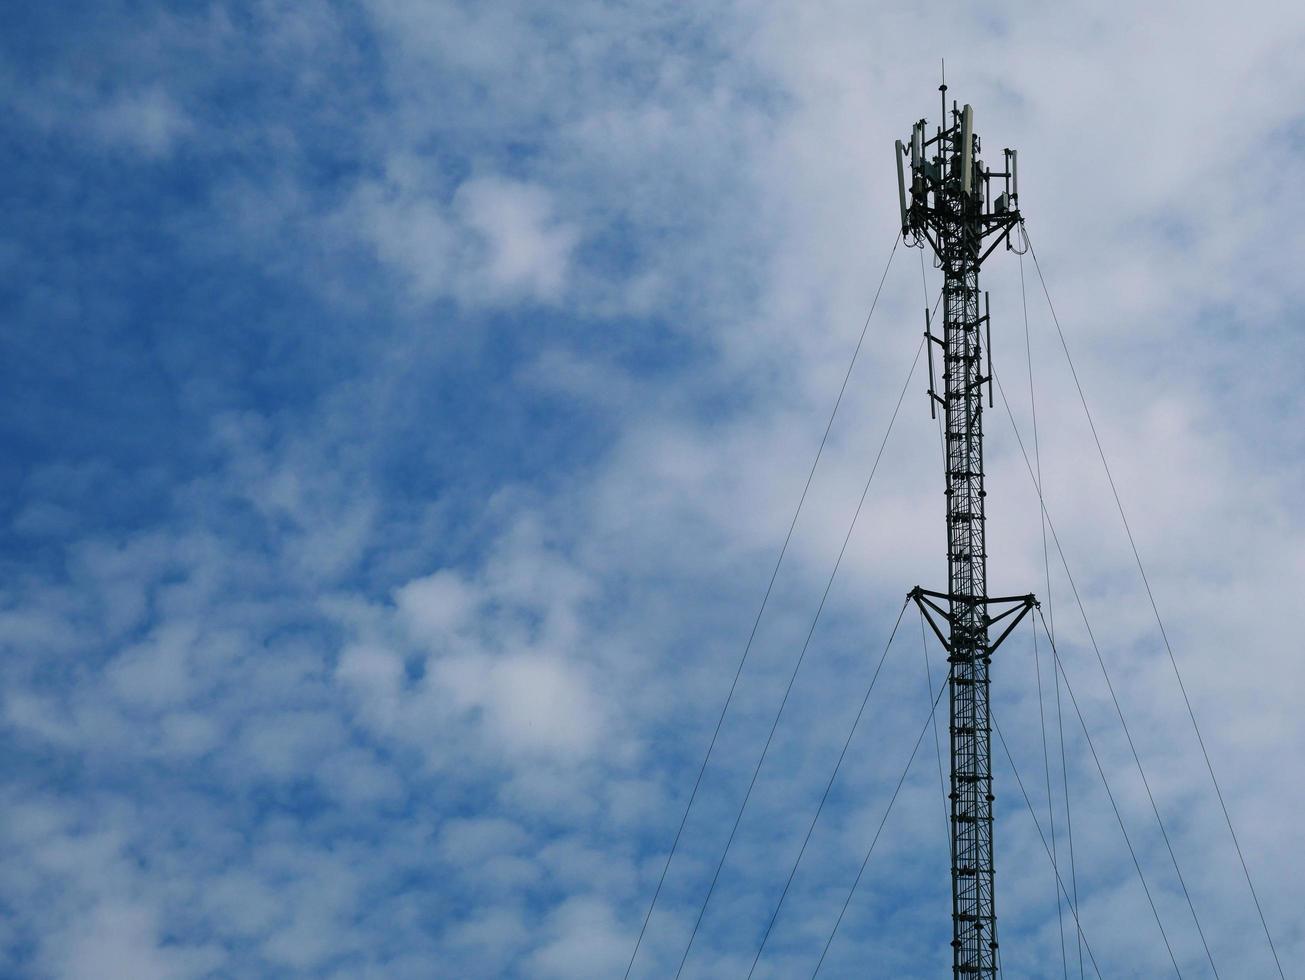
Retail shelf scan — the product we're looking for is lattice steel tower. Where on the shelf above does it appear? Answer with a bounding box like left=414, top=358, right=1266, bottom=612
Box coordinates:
left=898, top=85, right=1034, bottom=978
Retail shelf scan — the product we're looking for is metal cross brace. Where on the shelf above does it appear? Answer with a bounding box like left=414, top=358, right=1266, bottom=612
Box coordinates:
left=908, top=586, right=1038, bottom=659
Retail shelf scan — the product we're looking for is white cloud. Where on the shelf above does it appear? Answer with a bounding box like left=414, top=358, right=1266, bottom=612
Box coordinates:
left=90, top=87, right=191, bottom=157
left=239, top=710, right=350, bottom=780
left=455, top=177, right=579, bottom=301
left=345, top=164, right=579, bottom=307
left=438, top=817, right=529, bottom=863
left=528, top=896, right=631, bottom=980
left=436, top=651, right=603, bottom=758
left=61, top=902, right=214, bottom=980
left=106, top=623, right=198, bottom=708
left=337, top=643, right=405, bottom=707
left=395, top=570, right=478, bottom=641
left=8, top=73, right=192, bottom=159
left=3, top=1, right=1304, bottom=977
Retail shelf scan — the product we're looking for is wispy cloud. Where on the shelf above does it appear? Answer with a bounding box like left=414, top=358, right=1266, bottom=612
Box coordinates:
left=0, top=1, right=1302, bottom=977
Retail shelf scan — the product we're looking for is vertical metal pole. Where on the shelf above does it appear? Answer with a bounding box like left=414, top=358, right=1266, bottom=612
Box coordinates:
left=940, top=116, right=998, bottom=980
left=900, top=94, right=1020, bottom=978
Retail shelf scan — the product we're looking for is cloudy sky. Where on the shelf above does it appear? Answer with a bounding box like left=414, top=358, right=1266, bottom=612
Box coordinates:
left=2, top=2, right=1303, bottom=977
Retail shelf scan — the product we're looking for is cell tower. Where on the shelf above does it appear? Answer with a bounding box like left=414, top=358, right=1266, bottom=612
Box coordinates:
left=897, top=82, right=1036, bottom=977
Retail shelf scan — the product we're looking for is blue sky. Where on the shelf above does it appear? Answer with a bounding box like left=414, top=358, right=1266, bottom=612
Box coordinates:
left=2, top=2, right=1303, bottom=977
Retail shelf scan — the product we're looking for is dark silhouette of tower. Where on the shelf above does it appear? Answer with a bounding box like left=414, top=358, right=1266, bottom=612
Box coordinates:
left=899, top=85, right=1034, bottom=978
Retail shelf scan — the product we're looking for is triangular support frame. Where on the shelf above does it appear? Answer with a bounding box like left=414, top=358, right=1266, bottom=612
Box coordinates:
left=908, top=586, right=1038, bottom=659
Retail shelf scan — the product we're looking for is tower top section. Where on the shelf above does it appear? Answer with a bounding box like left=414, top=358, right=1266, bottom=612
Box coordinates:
left=895, top=99, right=1023, bottom=263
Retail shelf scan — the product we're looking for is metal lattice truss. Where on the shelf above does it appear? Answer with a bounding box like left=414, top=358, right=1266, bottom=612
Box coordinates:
left=897, top=90, right=1029, bottom=979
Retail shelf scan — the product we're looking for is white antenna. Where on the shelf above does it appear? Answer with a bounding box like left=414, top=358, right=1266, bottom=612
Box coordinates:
left=961, top=104, right=974, bottom=196
left=895, top=140, right=909, bottom=230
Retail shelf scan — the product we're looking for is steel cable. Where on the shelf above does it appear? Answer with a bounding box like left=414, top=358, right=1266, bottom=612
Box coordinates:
left=673, top=333, right=924, bottom=978
left=994, top=370, right=1186, bottom=977
left=1030, top=594, right=1069, bottom=979
left=1020, top=248, right=1082, bottom=980
left=622, top=233, right=901, bottom=978
left=1034, top=607, right=1186, bottom=977
left=919, top=606, right=949, bottom=847
left=809, top=667, right=950, bottom=978
left=744, top=599, right=909, bottom=978
left=1023, top=226, right=1283, bottom=979
left=915, top=249, right=951, bottom=857
left=991, top=706, right=1106, bottom=980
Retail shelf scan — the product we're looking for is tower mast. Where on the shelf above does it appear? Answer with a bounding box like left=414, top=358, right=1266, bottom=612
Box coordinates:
left=898, top=90, right=1032, bottom=977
